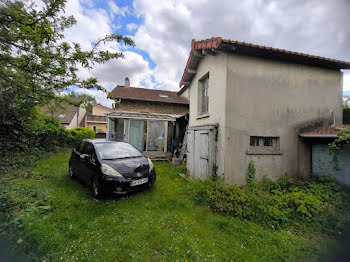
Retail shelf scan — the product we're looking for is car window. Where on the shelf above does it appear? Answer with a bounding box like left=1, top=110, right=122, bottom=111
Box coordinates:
left=95, top=142, right=142, bottom=160
left=82, top=142, right=94, bottom=155
left=76, top=142, right=86, bottom=154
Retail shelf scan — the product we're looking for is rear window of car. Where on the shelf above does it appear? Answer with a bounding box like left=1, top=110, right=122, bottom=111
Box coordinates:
left=94, top=142, right=142, bottom=160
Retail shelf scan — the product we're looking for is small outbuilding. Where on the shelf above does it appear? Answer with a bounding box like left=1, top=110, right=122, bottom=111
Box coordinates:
left=300, top=126, right=350, bottom=187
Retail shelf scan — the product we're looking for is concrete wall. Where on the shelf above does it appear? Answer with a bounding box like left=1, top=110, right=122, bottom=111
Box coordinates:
left=179, top=88, right=190, bottom=100
left=224, top=54, right=343, bottom=184
left=188, top=52, right=228, bottom=176
left=77, top=106, right=86, bottom=127
left=116, top=100, right=189, bottom=115
left=312, top=144, right=350, bottom=187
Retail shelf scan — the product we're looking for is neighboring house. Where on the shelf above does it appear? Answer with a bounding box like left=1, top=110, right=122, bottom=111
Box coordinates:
left=48, top=98, right=86, bottom=130
left=107, top=78, right=189, bottom=158
left=85, top=103, right=113, bottom=134
left=300, top=126, right=350, bottom=186
left=179, top=37, right=350, bottom=184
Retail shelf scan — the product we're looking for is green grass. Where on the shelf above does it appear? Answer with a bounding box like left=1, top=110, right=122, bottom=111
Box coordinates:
left=0, top=150, right=341, bottom=261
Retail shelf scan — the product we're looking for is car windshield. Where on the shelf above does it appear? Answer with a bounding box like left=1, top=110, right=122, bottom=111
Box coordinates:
left=95, top=142, right=143, bottom=160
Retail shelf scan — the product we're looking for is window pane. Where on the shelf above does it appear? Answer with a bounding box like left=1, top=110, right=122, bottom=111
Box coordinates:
left=250, top=137, right=259, bottom=146
left=128, top=120, right=146, bottom=151
left=95, top=142, right=142, bottom=159
left=263, top=138, right=273, bottom=147
left=200, top=76, right=209, bottom=114
left=147, top=120, right=165, bottom=152
left=85, top=143, right=94, bottom=155
left=115, top=118, right=125, bottom=141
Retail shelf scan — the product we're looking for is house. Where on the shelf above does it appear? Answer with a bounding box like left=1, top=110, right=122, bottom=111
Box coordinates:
left=179, top=37, right=350, bottom=185
left=47, top=98, right=86, bottom=129
left=299, top=126, right=350, bottom=186
left=85, top=103, right=113, bottom=135
left=107, top=78, right=189, bottom=158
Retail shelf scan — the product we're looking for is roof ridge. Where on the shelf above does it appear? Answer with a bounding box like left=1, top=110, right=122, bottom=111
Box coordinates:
left=115, top=85, right=179, bottom=94
left=221, top=38, right=350, bottom=64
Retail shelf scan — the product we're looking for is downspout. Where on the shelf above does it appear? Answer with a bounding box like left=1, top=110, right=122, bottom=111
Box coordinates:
left=77, top=110, right=79, bottom=127
left=330, top=109, right=336, bottom=127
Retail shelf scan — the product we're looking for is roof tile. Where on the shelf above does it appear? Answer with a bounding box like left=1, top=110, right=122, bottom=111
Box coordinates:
left=110, top=86, right=189, bottom=105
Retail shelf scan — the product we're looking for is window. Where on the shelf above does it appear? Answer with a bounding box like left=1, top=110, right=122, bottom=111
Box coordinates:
left=76, top=141, right=87, bottom=154
left=159, top=94, right=169, bottom=98
left=95, top=142, right=142, bottom=160
left=250, top=136, right=259, bottom=146
left=263, top=138, right=273, bottom=147
left=247, top=136, right=281, bottom=155
left=198, top=74, right=209, bottom=115
left=84, top=143, right=94, bottom=155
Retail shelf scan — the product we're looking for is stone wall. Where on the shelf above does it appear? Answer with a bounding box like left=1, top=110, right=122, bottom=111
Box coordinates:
left=116, top=100, right=189, bottom=115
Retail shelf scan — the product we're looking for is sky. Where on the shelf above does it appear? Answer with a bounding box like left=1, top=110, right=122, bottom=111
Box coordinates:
left=57, top=0, right=350, bottom=106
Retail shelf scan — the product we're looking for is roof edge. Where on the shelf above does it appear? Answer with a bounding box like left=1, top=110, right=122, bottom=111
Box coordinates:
left=179, top=37, right=350, bottom=88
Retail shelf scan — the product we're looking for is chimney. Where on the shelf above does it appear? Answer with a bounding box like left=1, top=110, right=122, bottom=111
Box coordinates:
left=125, top=77, right=130, bottom=88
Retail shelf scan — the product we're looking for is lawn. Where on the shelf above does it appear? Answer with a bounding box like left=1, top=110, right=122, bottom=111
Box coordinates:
left=0, top=150, right=342, bottom=261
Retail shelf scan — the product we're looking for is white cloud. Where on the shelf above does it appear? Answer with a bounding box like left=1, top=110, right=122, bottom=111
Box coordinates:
left=108, top=1, right=129, bottom=18
left=132, top=0, right=350, bottom=91
left=126, top=23, right=138, bottom=32
left=79, top=51, right=153, bottom=91
left=37, top=0, right=350, bottom=99
left=73, top=88, right=114, bottom=107
left=54, top=0, right=155, bottom=105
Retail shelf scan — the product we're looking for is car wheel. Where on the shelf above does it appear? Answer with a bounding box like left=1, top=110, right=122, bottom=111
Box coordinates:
left=92, top=177, right=103, bottom=199
left=69, top=165, right=75, bottom=178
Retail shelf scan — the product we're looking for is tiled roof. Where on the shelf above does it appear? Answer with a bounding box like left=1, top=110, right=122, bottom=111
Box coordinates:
left=92, top=102, right=112, bottom=110
left=110, top=86, right=189, bottom=105
left=54, top=104, right=78, bottom=124
left=299, top=125, right=350, bottom=138
left=53, top=98, right=82, bottom=124
left=179, top=37, right=350, bottom=89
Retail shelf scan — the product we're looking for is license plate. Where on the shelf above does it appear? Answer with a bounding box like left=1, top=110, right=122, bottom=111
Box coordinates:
left=130, top=177, right=148, bottom=187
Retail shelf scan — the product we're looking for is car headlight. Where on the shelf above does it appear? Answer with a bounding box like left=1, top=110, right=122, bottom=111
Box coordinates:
left=101, top=164, right=123, bottom=177
left=148, top=158, right=154, bottom=171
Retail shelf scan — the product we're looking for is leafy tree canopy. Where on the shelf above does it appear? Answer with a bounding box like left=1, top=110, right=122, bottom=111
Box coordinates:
left=0, top=0, right=133, bottom=151
left=0, top=0, right=133, bottom=119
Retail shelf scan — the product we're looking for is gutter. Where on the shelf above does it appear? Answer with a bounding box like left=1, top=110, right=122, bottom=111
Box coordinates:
left=299, top=134, right=338, bottom=138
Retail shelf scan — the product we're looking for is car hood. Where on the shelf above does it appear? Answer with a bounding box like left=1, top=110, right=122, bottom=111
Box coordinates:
left=101, top=157, right=149, bottom=178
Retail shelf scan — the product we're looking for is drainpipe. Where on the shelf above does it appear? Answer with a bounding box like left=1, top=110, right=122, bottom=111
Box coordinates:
left=330, top=109, right=336, bottom=127
left=77, top=109, right=79, bottom=127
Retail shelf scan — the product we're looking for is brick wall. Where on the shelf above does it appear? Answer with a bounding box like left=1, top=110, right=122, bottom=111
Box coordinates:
left=116, top=100, right=189, bottom=115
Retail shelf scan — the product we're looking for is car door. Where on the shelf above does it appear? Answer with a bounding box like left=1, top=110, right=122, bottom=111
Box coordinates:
left=71, top=141, right=87, bottom=180
left=80, top=142, right=98, bottom=185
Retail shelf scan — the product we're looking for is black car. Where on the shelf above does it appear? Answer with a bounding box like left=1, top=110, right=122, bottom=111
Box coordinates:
left=69, top=139, right=156, bottom=199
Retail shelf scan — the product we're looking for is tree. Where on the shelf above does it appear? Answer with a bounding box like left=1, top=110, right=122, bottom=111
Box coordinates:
left=0, top=0, right=134, bottom=151
left=41, top=96, right=69, bottom=117
left=66, top=91, right=96, bottom=113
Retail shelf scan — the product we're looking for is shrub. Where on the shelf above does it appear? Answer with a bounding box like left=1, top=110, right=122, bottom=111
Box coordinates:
left=67, top=127, right=95, bottom=146
left=246, top=160, right=255, bottom=184
left=187, top=175, right=350, bottom=231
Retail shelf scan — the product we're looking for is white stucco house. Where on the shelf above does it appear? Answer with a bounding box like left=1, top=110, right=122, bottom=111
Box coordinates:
left=178, top=37, right=350, bottom=185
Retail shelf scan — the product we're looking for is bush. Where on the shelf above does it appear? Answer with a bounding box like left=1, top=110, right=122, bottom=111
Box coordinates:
left=67, top=127, right=95, bottom=146
left=0, top=109, right=95, bottom=173
left=187, top=175, right=350, bottom=232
